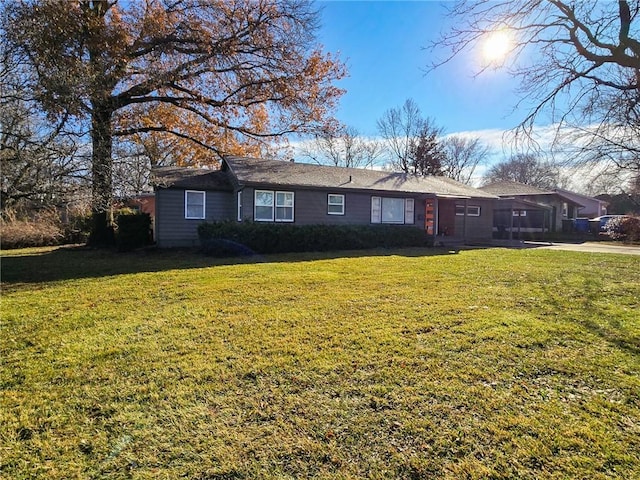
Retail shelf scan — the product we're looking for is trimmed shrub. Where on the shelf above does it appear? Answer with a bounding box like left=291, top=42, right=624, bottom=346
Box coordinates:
left=604, top=215, right=640, bottom=242
left=115, top=211, right=152, bottom=251
left=198, top=221, right=428, bottom=256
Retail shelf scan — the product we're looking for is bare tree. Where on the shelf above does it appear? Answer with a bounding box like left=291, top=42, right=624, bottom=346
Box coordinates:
left=300, top=125, right=383, bottom=168
left=432, top=1, right=640, bottom=179
left=1, top=43, right=88, bottom=210
left=377, top=99, right=423, bottom=173
left=581, top=155, right=640, bottom=213
left=441, top=135, right=490, bottom=184
left=564, top=90, right=640, bottom=179
left=377, top=98, right=445, bottom=175
left=2, top=0, right=346, bottom=244
left=483, top=154, right=560, bottom=190
left=0, top=102, right=87, bottom=210
left=112, top=145, right=152, bottom=199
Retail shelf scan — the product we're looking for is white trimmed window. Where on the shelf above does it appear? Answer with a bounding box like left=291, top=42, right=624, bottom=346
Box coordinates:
left=455, top=205, right=481, bottom=217
left=237, top=191, right=243, bottom=221
left=255, top=190, right=274, bottom=221
left=404, top=198, right=415, bottom=224
left=254, top=190, right=294, bottom=222
left=371, top=196, right=414, bottom=224
left=328, top=194, right=345, bottom=215
left=275, top=191, right=294, bottom=222
left=185, top=190, right=205, bottom=219
left=513, top=210, right=527, bottom=217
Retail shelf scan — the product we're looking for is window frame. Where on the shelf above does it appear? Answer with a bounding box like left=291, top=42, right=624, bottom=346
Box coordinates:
left=513, top=210, right=527, bottom=217
left=237, top=191, right=243, bottom=222
left=327, top=193, right=345, bottom=215
left=275, top=191, right=295, bottom=222
left=254, top=189, right=295, bottom=222
left=371, top=196, right=415, bottom=224
left=455, top=205, right=481, bottom=217
left=404, top=198, right=415, bottom=224
left=254, top=189, right=275, bottom=221
left=184, top=190, right=206, bottom=220
left=381, top=197, right=405, bottom=224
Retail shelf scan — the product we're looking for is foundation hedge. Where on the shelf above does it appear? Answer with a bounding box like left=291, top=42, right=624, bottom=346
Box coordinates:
left=198, top=221, right=429, bottom=256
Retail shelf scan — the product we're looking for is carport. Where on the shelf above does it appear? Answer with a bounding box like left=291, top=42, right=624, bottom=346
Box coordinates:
left=493, top=198, right=553, bottom=240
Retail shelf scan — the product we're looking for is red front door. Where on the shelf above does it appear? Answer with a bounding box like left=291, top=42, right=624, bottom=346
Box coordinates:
left=437, top=200, right=456, bottom=236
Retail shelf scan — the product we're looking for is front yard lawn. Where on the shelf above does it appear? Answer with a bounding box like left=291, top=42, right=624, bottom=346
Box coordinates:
left=1, top=246, right=639, bottom=479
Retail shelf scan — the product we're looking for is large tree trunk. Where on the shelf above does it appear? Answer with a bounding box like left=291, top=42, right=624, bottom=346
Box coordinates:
left=87, top=105, right=115, bottom=246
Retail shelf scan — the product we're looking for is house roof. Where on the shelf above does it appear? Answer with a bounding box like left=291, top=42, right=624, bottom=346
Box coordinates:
left=224, top=156, right=498, bottom=199
left=151, top=166, right=233, bottom=191
left=479, top=181, right=554, bottom=196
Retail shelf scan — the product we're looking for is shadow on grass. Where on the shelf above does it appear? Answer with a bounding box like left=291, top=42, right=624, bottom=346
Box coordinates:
left=543, top=277, right=640, bottom=357
left=1, top=244, right=457, bottom=286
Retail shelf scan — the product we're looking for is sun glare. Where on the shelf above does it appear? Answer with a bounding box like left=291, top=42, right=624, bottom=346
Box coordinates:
left=482, top=30, right=512, bottom=65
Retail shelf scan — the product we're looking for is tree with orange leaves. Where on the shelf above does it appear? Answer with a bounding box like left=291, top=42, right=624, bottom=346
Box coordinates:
left=2, top=0, right=345, bottom=244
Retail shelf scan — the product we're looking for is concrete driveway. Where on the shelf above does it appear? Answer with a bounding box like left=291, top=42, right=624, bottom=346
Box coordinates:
left=526, top=241, right=640, bottom=256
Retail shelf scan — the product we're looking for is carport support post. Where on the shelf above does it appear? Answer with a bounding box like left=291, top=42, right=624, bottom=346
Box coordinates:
left=509, top=206, right=514, bottom=241
left=463, top=198, right=468, bottom=242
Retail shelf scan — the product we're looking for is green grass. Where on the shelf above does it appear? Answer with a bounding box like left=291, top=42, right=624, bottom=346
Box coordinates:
left=1, top=245, right=639, bottom=479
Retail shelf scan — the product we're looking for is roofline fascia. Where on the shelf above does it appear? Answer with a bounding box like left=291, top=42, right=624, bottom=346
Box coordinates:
left=236, top=180, right=433, bottom=196
left=235, top=181, right=498, bottom=199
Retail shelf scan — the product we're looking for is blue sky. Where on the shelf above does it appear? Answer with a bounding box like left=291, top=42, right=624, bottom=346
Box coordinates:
left=316, top=1, right=524, bottom=137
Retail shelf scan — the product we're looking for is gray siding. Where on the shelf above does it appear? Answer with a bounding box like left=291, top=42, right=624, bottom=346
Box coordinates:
left=294, top=189, right=371, bottom=225
left=156, top=185, right=494, bottom=248
left=156, top=188, right=235, bottom=247
left=239, top=186, right=425, bottom=226
left=452, top=199, right=494, bottom=241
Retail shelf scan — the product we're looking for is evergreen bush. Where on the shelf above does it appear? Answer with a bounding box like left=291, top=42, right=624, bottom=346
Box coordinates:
left=115, top=211, right=152, bottom=251
left=198, top=221, right=428, bottom=256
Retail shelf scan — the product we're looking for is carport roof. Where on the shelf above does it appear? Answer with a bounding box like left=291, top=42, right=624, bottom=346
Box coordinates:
left=480, top=181, right=553, bottom=196
left=494, top=198, right=553, bottom=211
left=480, top=181, right=584, bottom=207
